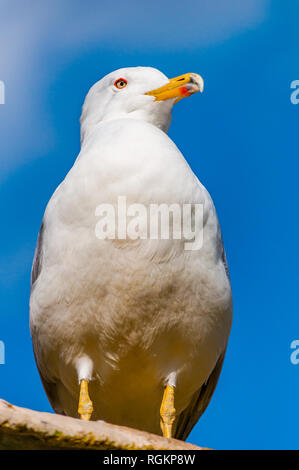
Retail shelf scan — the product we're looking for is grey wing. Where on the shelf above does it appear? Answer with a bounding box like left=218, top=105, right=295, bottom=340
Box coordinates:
left=174, top=351, right=226, bottom=441
left=30, top=221, right=65, bottom=415
left=221, top=242, right=231, bottom=281
left=31, top=336, right=65, bottom=415
left=31, top=221, right=44, bottom=289
left=174, top=224, right=231, bottom=440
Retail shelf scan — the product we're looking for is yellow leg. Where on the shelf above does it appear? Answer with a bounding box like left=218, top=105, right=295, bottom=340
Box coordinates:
left=160, top=384, right=176, bottom=438
left=78, top=379, right=93, bottom=421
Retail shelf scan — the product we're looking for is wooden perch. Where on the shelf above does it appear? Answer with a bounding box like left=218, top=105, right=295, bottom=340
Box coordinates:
left=0, top=399, right=206, bottom=450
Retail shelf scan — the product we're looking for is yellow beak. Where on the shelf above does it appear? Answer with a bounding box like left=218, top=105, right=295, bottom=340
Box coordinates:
left=145, top=73, right=204, bottom=103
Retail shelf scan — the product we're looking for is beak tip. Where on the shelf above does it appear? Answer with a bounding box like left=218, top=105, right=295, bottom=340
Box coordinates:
left=192, top=74, right=204, bottom=93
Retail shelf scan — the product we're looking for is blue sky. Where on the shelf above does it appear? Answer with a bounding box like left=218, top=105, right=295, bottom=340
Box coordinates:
left=0, top=0, right=298, bottom=450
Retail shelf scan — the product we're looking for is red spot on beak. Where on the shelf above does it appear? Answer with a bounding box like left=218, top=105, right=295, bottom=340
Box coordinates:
left=180, top=85, right=192, bottom=97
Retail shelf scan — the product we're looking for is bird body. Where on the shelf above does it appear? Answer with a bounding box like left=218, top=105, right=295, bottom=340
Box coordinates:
left=30, top=67, right=232, bottom=439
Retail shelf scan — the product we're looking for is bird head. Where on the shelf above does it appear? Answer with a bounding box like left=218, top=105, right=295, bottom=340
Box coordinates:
left=80, top=67, right=203, bottom=143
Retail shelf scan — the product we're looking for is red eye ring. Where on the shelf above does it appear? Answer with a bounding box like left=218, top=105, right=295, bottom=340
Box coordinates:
left=114, top=78, right=128, bottom=89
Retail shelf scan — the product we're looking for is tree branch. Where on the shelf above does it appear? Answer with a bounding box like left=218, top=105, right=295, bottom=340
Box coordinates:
left=0, top=399, right=206, bottom=450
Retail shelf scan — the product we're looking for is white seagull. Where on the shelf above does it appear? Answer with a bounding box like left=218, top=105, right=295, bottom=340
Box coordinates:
left=30, top=67, right=233, bottom=440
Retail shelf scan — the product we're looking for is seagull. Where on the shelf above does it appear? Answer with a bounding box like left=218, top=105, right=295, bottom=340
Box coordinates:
left=30, top=67, right=233, bottom=440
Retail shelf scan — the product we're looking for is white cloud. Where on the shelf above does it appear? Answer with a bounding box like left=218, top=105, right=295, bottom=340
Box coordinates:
left=0, top=0, right=270, bottom=180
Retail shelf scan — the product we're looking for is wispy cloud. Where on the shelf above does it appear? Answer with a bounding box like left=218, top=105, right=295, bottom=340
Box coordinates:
left=0, top=0, right=270, bottom=180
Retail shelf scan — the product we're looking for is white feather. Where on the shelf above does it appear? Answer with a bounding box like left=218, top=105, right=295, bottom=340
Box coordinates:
left=30, top=67, right=232, bottom=436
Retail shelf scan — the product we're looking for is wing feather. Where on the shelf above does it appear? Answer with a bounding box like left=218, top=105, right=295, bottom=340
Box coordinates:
left=174, top=352, right=226, bottom=441
left=30, top=221, right=64, bottom=414
left=31, top=221, right=45, bottom=289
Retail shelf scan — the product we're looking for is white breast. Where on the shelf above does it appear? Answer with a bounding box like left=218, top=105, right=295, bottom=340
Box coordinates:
left=30, top=118, right=232, bottom=434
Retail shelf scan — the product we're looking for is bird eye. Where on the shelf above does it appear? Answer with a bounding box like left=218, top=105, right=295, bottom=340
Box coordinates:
left=114, top=78, right=128, bottom=89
